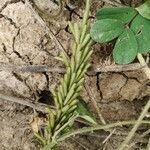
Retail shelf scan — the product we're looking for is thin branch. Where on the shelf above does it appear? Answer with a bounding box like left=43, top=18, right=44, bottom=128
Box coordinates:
left=102, top=129, right=116, bottom=144
left=0, top=63, right=65, bottom=73
left=91, top=63, right=146, bottom=73
left=141, top=129, right=150, bottom=138
left=0, top=93, right=55, bottom=112
left=0, top=63, right=145, bottom=73
left=0, top=93, right=91, bottom=126
left=117, top=99, right=150, bottom=150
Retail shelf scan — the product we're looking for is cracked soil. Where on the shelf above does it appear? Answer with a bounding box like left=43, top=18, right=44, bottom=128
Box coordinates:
left=0, top=0, right=150, bottom=149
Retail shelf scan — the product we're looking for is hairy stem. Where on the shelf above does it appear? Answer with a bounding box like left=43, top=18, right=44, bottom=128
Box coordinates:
left=57, top=120, right=150, bottom=142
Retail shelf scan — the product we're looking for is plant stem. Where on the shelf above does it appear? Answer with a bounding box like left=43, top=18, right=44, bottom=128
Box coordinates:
left=0, top=93, right=53, bottom=112
left=117, top=99, right=150, bottom=150
left=57, top=120, right=150, bottom=142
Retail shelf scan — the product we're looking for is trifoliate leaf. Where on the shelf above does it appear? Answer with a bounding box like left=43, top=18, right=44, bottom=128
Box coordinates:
left=76, top=97, right=97, bottom=125
left=131, top=14, right=150, bottom=53
left=136, top=0, right=150, bottom=19
left=113, top=29, right=138, bottom=64
left=96, top=7, right=137, bottom=24
left=90, top=19, right=124, bottom=43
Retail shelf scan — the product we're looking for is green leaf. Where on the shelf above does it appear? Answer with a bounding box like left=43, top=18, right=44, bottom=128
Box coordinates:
left=76, top=97, right=97, bottom=125
left=113, top=29, right=138, bottom=64
left=131, top=14, right=150, bottom=53
left=136, top=0, right=150, bottom=19
left=96, top=7, right=137, bottom=24
left=90, top=19, right=124, bottom=43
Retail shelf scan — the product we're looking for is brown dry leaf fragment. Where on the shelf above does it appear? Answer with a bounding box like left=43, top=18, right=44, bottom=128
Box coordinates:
left=30, top=116, right=43, bottom=133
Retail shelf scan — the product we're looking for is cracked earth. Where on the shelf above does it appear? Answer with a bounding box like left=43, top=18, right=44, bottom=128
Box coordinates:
left=0, top=0, right=150, bottom=149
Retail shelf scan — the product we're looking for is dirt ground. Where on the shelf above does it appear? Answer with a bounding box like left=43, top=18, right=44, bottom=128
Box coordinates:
left=0, top=0, right=150, bottom=149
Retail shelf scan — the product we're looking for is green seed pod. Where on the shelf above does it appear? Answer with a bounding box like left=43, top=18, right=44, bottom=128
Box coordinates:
left=56, top=110, right=61, bottom=121
left=76, top=68, right=82, bottom=79
left=83, top=50, right=93, bottom=64
left=81, top=34, right=91, bottom=48
left=75, top=51, right=82, bottom=70
left=69, top=73, right=76, bottom=88
left=70, top=57, right=75, bottom=73
left=81, top=42, right=91, bottom=61
left=80, top=24, right=88, bottom=43
left=72, top=43, right=77, bottom=55
left=65, top=67, right=71, bottom=86
left=55, top=123, right=61, bottom=131
left=76, top=85, right=83, bottom=93
left=61, top=105, right=70, bottom=113
left=61, top=52, right=70, bottom=67
left=76, top=77, right=84, bottom=87
left=78, top=63, right=91, bottom=80
left=62, top=80, right=67, bottom=96
left=49, top=112, right=55, bottom=129
left=57, top=92, right=63, bottom=107
left=65, top=93, right=79, bottom=105
left=68, top=21, right=75, bottom=35
left=64, top=83, right=76, bottom=104
left=67, top=105, right=77, bottom=115
left=59, top=84, right=64, bottom=99
left=74, top=23, right=80, bottom=44
left=69, top=99, right=78, bottom=107
left=59, top=115, right=67, bottom=124
left=53, top=96, right=60, bottom=109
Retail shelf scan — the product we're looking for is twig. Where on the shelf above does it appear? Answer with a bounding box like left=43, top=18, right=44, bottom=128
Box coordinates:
left=0, top=93, right=91, bottom=126
left=0, top=63, right=65, bottom=73
left=102, top=129, right=116, bottom=144
left=57, top=120, right=150, bottom=142
left=0, top=93, right=55, bottom=112
left=0, top=63, right=145, bottom=73
left=117, top=99, right=150, bottom=150
left=91, top=63, right=145, bottom=73
left=141, top=129, right=150, bottom=138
